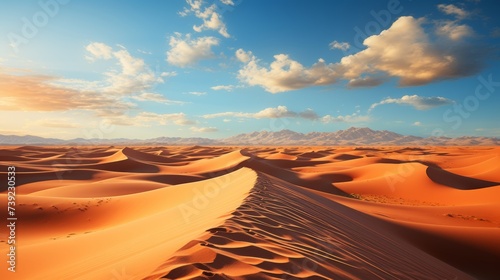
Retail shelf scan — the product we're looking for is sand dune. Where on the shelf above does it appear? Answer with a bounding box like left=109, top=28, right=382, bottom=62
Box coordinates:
left=1, top=146, right=499, bottom=279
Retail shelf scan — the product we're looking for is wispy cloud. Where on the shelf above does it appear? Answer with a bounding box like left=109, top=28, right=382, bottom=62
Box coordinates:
left=347, top=76, right=385, bottom=88
left=369, top=95, right=454, bottom=111
left=108, top=112, right=195, bottom=126
left=33, top=118, right=80, bottom=129
left=203, top=105, right=369, bottom=123
left=131, top=92, right=185, bottom=105
left=166, top=33, right=219, bottom=67
left=329, top=41, right=350, bottom=51
left=0, top=69, right=130, bottom=113
left=190, top=126, right=218, bottom=133
left=436, top=20, right=473, bottom=41
left=211, top=84, right=242, bottom=91
left=137, top=49, right=152, bottom=55
left=321, top=113, right=371, bottom=123
left=186, top=91, right=206, bottom=96
left=438, top=4, right=469, bottom=19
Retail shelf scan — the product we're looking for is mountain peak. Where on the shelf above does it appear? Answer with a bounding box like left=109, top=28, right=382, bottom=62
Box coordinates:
left=0, top=127, right=497, bottom=146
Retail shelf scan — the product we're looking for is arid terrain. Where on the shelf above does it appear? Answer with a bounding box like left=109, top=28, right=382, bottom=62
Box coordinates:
left=1, top=145, right=499, bottom=279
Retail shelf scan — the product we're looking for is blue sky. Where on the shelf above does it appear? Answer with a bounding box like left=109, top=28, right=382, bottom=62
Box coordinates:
left=0, top=0, right=499, bottom=139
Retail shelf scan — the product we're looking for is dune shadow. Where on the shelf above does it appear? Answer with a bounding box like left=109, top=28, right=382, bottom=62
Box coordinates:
left=426, top=166, right=499, bottom=190
left=335, top=154, right=362, bottom=161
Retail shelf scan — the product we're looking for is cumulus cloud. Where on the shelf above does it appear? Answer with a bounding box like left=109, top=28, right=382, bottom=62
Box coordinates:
left=220, top=0, right=234, bottom=5
left=237, top=50, right=339, bottom=93
left=339, top=16, right=481, bottom=86
left=166, top=33, right=219, bottom=67
left=369, top=95, right=454, bottom=111
left=413, top=121, right=422, bottom=126
left=181, top=0, right=230, bottom=38
left=203, top=105, right=369, bottom=123
left=329, top=41, right=350, bottom=51
left=438, top=4, right=469, bottom=19
left=190, top=126, right=218, bottom=133
left=237, top=16, right=486, bottom=93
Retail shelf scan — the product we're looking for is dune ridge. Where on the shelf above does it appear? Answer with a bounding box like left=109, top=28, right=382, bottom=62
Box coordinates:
left=147, top=172, right=472, bottom=279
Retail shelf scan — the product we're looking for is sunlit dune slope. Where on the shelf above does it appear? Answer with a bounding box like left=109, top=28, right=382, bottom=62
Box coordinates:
left=0, top=145, right=499, bottom=279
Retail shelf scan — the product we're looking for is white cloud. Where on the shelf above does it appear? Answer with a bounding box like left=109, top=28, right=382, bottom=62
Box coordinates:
left=436, top=20, right=473, bottom=41
left=220, top=0, right=234, bottom=5
left=182, top=0, right=230, bottom=38
left=202, top=105, right=369, bottom=123
left=413, top=121, right=422, bottom=126
left=211, top=84, right=242, bottom=91
left=137, top=49, right=152, bottom=55
left=236, top=16, right=486, bottom=93
left=369, top=95, right=454, bottom=111
left=112, top=49, right=146, bottom=76
left=109, top=112, right=195, bottom=126
left=321, top=113, right=371, bottom=123
left=237, top=51, right=339, bottom=93
left=203, top=105, right=318, bottom=120
left=166, top=33, right=219, bottom=67
left=190, top=126, right=218, bottom=133
left=160, top=71, right=177, bottom=77
left=438, top=4, right=469, bottom=19
left=85, top=42, right=113, bottom=61
left=186, top=91, right=206, bottom=96
left=131, top=93, right=185, bottom=105
left=340, top=16, right=478, bottom=86
left=83, top=42, right=164, bottom=95
left=329, top=41, right=350, bottom=51
left=235, top=48, right=252, bottom=63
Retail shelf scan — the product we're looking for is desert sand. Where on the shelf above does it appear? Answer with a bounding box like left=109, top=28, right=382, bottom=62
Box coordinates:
left=1, top=145, right=499, bottom=279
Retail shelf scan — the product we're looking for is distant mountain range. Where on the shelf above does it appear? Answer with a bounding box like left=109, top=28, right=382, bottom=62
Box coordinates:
left=0, top=127, right=498, bottom=146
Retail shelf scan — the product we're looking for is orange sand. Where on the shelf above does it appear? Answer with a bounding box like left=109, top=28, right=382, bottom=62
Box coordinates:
left=1, top=146, right=499, bottom=279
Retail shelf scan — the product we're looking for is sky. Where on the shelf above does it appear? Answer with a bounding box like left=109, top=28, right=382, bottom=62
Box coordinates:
left=0, top=0, right=499, bottom=140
